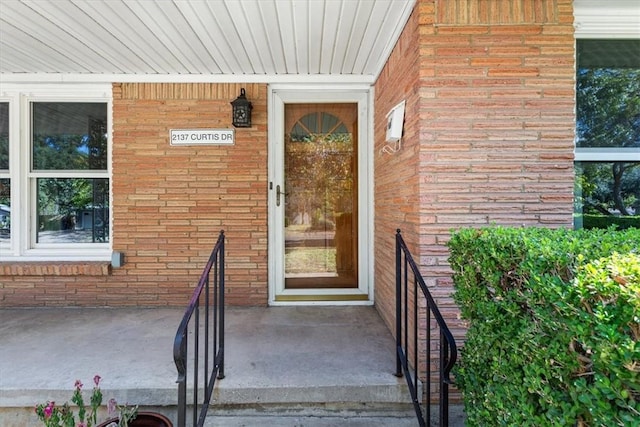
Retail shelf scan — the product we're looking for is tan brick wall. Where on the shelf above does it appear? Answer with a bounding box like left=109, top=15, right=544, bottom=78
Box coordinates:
left=0, top=0, right=576, bottom=322
left=0, top=83, right=268, bottom=307
left=373, top=0, right=575, bottom=398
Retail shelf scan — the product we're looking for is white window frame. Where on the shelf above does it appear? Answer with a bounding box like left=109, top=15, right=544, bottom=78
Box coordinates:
left=0, top=83, right=113, bottom=261
left=573, top=14, right=640, bottom=161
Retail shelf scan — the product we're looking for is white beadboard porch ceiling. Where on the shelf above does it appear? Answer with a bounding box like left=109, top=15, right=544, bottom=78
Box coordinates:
left=0, top=0, right=416, bottom=84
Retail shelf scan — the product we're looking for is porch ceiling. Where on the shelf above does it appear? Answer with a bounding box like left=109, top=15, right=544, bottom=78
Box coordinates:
left=0, top=0, right=416, bottom=83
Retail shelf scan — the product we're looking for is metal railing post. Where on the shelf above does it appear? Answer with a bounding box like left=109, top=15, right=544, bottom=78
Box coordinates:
left=395, top=229, right=458, bottom=427
left=395, top=229, right=403, bottom=378
left=174, top=230, right=226, bottom=427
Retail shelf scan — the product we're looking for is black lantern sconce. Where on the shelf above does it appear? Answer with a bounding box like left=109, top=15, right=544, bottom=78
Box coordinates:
left=231, top=88, right=252, bottom=128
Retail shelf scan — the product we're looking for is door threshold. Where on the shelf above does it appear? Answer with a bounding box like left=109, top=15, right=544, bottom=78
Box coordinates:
left=274, top=294, right=370, bottom=302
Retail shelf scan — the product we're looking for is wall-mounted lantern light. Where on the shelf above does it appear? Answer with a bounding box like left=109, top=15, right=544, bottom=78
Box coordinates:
left=231, top=88, right=252, bottom=128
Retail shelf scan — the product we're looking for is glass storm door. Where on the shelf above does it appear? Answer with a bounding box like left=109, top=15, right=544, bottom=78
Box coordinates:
left=283, top=103, right=358, bottom=290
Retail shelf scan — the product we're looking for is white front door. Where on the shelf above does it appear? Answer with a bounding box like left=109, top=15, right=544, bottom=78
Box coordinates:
left=268, top=87, right=373, bottom=304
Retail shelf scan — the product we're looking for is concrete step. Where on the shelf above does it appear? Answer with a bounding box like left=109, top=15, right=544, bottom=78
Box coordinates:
left=204, top=403, right=417, bottom=426
left=207, top=416, right=416, bottom=426
left=0, top=307, right=466, bottom=426
left=203, top=403, right=467, bottom=427
left=205, top=414, right=418, bottom=426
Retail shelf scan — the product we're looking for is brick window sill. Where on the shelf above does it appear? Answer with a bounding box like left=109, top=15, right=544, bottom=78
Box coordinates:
left=0, top=262, right=112, bottom=276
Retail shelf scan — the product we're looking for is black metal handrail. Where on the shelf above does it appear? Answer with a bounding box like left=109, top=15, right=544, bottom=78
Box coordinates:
left=395, top=229, right=457, bottom=427
left=174, top=230, right=225, bottom=427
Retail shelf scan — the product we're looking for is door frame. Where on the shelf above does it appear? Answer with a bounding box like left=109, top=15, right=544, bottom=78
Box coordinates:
left=267, top=84, right=374, bottom=305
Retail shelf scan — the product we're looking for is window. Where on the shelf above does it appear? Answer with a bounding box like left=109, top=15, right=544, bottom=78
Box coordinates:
left=32, top=103, right=109, bottom=244
left=574, top=39, right=640, bottom=230
left=0, top=102, right=9, bottom=244
left=0, top=85, right=111, bottom=260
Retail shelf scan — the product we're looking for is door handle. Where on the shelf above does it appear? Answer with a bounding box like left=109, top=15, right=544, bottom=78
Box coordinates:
left=276, top=185, right=288, bottom=207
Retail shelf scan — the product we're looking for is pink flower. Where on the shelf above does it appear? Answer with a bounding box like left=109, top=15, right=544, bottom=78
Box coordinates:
left=93, top=375, right=101, bottom=387
left=77, top=423, right=87, bottom=427
left=74, top=379, right=83, bottom=390
left=44, top=402, right=54, bottom=418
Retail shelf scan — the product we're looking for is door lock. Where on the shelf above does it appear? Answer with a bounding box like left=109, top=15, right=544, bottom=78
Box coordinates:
left=276, top=185, right=288, bottom=207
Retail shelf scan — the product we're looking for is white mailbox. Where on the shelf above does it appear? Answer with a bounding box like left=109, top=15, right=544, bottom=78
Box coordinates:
left=386, top=100, right=405, bottom=143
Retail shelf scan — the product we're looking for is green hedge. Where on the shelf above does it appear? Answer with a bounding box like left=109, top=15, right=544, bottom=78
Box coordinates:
left=575, top=214, right=640, bottom=230
left=448, top=227, right=640, bottom=426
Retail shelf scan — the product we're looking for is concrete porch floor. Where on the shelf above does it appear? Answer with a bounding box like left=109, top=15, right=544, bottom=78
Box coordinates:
left=0, top=306, right=464, bottom=426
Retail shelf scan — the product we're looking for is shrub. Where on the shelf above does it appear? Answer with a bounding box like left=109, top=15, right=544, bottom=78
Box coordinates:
left=448, top=226, right=639, bottom=426
left=575, top=214, right=640, bottom=230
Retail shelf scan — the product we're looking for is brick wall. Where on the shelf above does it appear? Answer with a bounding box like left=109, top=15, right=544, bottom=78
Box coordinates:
left=0, top=83, right=269, bottom=307
left=0, top=1, right=576, bottom=318
left=373, top=0, right=422, bottom=333
left=373, top=0, right=575, bottom=396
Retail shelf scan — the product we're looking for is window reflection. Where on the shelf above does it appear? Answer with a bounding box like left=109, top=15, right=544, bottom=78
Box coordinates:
left=574, top=162, right=640, bottom=230
left=37, top=178, right=109, bottom=243
left=32, top=103, right=107, bottom=171
left=0, top=102, right=8, bottom=170
left=0, top=103, right=9, bottom=241
left=0, top=179, right=9, bottom=240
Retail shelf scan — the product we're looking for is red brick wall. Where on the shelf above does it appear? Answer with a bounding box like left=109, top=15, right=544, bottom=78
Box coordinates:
left=373, top=1, right=422, bottom=333
left=373, top=0, right=575, bottom=392
left=0, top=83, right=269, bottom=307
